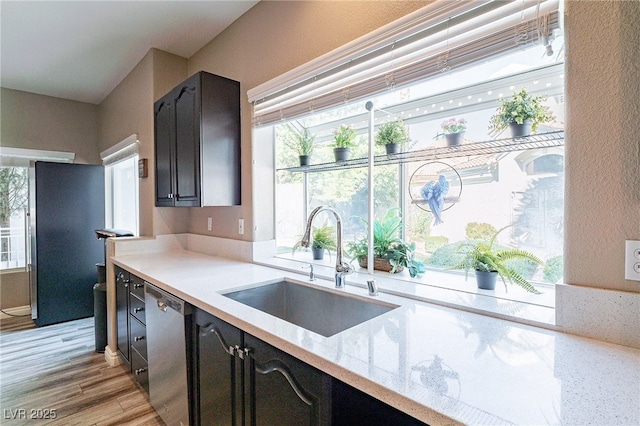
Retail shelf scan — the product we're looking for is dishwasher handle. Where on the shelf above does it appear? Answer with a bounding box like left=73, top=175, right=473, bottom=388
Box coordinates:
left=145, top=282, right=191, bottom=316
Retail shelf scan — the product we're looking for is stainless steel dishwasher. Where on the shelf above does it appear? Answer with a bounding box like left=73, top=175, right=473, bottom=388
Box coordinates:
left=145, top=282, right=192, bottom=426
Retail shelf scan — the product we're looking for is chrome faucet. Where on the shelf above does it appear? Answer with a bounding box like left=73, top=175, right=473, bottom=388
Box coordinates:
left=300, top=206, right=353, bottom=288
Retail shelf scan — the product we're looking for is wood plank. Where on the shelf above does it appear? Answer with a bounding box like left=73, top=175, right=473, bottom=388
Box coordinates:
left=0, top=316, right=164, bottom=425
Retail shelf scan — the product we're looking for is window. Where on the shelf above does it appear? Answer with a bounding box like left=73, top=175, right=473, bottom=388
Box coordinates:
left=0, top=166, right=28, bottom=269
left=101, top=135, right=139, bottom=235
left=254, top=1, right=565, bottom=295
left=0, top=148, right=75, bottom=270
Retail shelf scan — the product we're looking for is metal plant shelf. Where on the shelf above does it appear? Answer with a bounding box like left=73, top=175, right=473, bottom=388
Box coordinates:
left=278, top=131, right=564, bottom=173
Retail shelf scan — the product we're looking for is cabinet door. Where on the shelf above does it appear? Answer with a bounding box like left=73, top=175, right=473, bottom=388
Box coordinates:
left=244, top=334, right=331, bottom=426
left=115, top=267, right=130, bottom=366
left=173, top=75, right=201, bottom=207
left=154, top=96, right=175, bottom=207
left=193, top=309, right=243, bottom=426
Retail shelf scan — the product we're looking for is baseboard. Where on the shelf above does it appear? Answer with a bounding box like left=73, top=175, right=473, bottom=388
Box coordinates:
left=0, top=305, right=31, bottom=320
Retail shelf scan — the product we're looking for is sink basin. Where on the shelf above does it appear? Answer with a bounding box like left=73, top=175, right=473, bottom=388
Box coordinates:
left=223, top=279, right=398, bottom=337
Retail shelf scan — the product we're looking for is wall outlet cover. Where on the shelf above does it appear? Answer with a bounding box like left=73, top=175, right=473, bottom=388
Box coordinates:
left=625, top=240, right=640, bottom=281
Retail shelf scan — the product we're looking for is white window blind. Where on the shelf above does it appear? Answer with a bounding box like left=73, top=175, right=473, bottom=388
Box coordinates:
left=248, top=0, right=560, bottom=127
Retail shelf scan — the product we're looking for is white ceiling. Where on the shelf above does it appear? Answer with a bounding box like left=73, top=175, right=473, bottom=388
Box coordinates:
left=1, top=1, right=259, bottom=105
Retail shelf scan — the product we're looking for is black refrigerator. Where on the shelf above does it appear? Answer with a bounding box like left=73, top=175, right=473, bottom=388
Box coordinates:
left=29, top=161, right=105, bottom=327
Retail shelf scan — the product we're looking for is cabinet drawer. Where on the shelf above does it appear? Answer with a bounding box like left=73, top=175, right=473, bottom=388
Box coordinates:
left=131, top=347, right=149, bottom=394
left=129, top=275, right=145, bottom=299
left=129, top=293, right=146, bottom=324
left=130, top=316, right=147, bottom=360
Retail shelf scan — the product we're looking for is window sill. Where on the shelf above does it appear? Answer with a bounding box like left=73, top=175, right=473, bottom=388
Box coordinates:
left=255, top=253, right=557, bottom=330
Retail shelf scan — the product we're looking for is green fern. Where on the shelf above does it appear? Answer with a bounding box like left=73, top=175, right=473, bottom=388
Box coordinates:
left=454, top=226, right=543, bottom=293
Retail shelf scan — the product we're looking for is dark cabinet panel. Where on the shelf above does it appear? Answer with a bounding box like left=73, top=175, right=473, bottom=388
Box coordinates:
left=129, top=293, right=145, bottom=324
left=245, top=334, right=332, bottom=426
left=114, top=266, right=149, bottom=395
left=332, top=379, right=426, bottom=426
left=174, top=82, right=200, bottom=205
left=193, top=308, right=331, bottom=426
left=131, top=347, right=149, bottom=394
left=154, top=99, right=174, bottom=207
left=130, top=316, right=147, bottom=360
left=154, top=71, right=240, bottom=207
left=193, top=309, right=242, bottom=426
left=115, top=266, right=130, bottom=366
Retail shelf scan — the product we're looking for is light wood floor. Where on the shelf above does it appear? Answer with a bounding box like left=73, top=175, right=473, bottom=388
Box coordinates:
left=0, top=316, right=164, bottom=425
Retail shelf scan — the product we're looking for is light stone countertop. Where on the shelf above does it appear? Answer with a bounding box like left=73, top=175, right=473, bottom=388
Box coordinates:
left=112, top=248, right=640, bottom=425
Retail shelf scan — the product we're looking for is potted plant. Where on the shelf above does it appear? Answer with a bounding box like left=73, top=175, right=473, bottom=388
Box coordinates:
left=283, top=124, right=315, bottom=166
left=310, top=225, right=337, bottom=260
left=332, top=124, right=357, bottom=162
left=375, top=119, right=409, bottom=154
left=454, top=226, right=544, bottom=293
left=293, top=224, right=336, bottom=260
left=489, top=88, right=556, bottom=137
left=347, top=208, right=425, bottom=278
left=434, top=117, right=467, bottom=147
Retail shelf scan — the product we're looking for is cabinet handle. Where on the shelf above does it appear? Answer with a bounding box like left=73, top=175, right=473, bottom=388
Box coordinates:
left=254, top=359, right=314, bottom=407
left=200, top=323, right=235, bottom=356
left=134, top=307, right=144, bottom=313
left=134, top=336, right=145, bottom=342
left=135, top=367, right=147, bottom=375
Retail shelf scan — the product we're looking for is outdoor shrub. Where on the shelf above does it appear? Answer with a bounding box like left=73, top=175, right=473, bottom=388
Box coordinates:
left=543, top=255, right=563, bottom=283
left=424, top=236, right=449, bottom=253
left=465, top=222, right=497, bottom=240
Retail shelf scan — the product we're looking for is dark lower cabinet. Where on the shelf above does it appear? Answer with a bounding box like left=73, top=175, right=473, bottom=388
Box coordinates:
left=114, top=266, right=149, bottom=393
left=331, top=380, right=427, bottom=426
left=193, top=309, right=331, bottom=426
left=115, top=266, right=130, bottom=365
left=245, top=333, right=332, bottom=426
left=192, top=308, right=427, bottom=426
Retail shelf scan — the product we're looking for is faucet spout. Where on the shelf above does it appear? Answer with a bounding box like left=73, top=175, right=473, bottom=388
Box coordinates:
left=301, top=206, right=353, bottom=288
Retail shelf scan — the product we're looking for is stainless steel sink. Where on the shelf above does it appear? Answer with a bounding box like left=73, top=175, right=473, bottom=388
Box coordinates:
left=223, top=279, right=398, bottom=337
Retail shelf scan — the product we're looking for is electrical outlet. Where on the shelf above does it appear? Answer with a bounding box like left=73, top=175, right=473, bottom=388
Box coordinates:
left=625, top=240, right=640, bottom=281
left=207, top=217, right=212, bottom=231
left=238, top=219, right=244, bottom=235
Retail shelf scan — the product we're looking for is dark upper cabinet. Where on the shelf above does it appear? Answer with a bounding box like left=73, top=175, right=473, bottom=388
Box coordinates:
left=154, top=71, right=241, bottom=207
